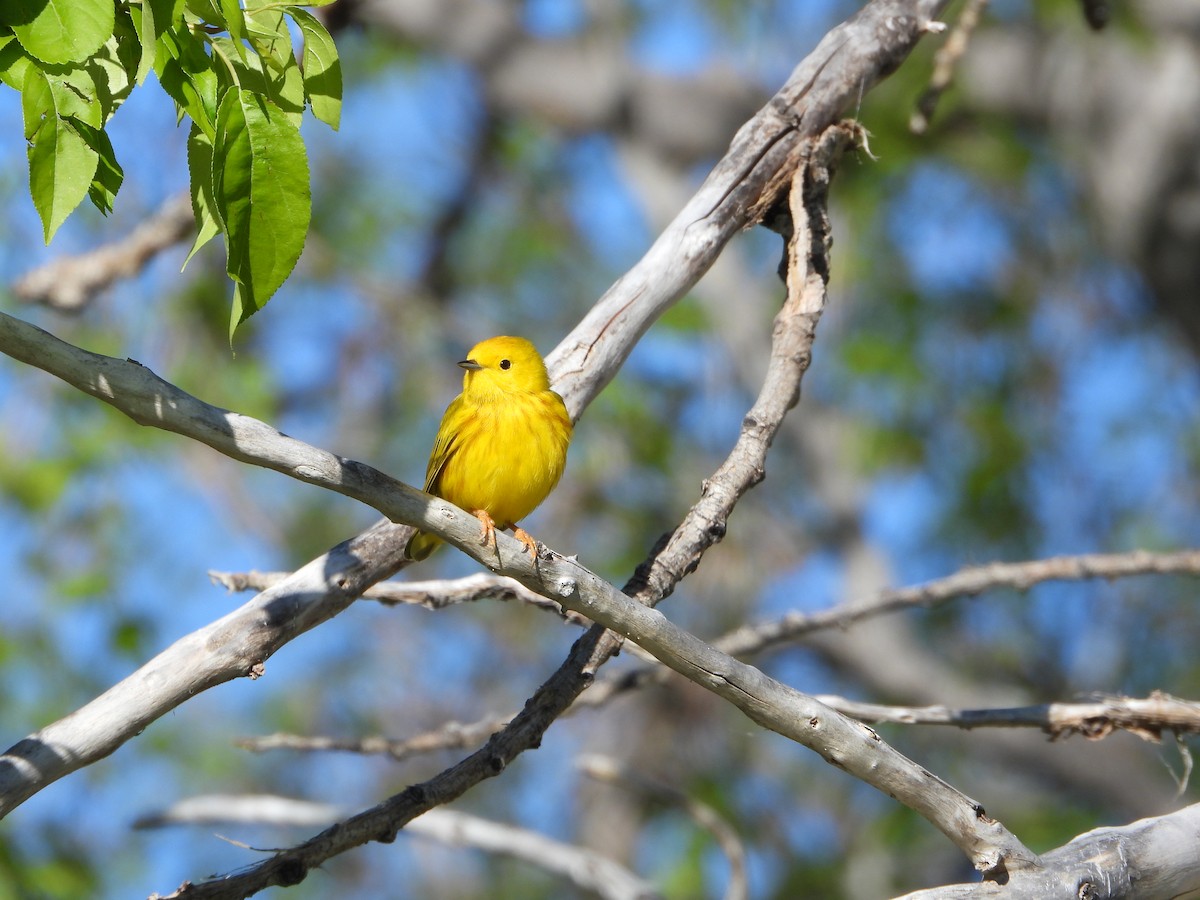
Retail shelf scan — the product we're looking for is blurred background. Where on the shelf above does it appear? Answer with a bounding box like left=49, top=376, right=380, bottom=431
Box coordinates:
left=1, top=0, right=1199, bottom=896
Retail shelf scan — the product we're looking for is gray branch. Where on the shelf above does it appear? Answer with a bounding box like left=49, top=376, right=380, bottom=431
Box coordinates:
left=235, top=715, right=514, bottom=762
left=137, top=797, right=661, bottom=900
left=897, top=804, right=1200, bottom=898
left=816, top=692, right=1200, bottom=741
left=236, top=551, right=1200, bottom=766
left=210, top=569, right=590, bottom=624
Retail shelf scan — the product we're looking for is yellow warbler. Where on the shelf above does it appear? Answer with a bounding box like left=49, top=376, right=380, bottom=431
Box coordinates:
left=406, top=336, right=572, bottom=562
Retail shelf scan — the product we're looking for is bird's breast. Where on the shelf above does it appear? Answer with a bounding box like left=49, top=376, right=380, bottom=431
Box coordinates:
left=436, top=391, right=571, bottom=528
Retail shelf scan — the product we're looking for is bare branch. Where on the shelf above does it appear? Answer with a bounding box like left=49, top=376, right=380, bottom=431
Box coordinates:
left=0, top=2, right=1007, bottom=893
left=579, top=755, right=748, bottom=900
left=579, top=547, right=1200, bottom=720
left=13, top=193, right=195, bottom=311
left=235, top=715, right=514, bottom=762
left=0, top=309, right=439, bottom=543
left=407, top=809, right=662, bottom=900
left=898, top=804, right=1200, bottom=898
left=712, top=548, right=1200, bottom=659
left=816, top=691, right=1200, bottom=741
left=135, top=794, right=346, bottom=830
left=139, top=797, right=661, bottom=900
left=166, top=576, right=1033, bottom=896
left=210, top=569, right=590, bottom=624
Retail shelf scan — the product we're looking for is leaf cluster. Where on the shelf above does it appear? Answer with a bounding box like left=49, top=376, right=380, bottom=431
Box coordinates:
left=0, top=0, right=342, bottom=337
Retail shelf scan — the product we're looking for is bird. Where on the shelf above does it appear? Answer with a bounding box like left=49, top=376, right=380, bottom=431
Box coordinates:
left=405, top=335, right=572, bottom=563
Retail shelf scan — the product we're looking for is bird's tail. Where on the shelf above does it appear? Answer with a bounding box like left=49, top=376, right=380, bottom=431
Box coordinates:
left=405, top=530, right=442, bottom=561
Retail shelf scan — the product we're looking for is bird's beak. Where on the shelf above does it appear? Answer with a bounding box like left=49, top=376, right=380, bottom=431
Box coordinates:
left=458, top=358, right=482, bottom=371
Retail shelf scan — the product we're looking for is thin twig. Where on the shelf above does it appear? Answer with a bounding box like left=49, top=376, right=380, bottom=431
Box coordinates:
left=137, top=797, right=662, bottom=900
left=407, top=809, right=662, bottom=900
left=711, top=548, right=1200, bottom=659
left=235, top=716, right=514, bottom=762
left=815, top=691, right=1200, bottom=742
left=210, top=569, right=591, bottom=625
left=584, top=550, right=1200, bottom=710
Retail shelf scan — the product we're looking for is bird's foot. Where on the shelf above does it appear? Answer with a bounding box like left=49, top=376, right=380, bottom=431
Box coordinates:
left=511, top=526, right=540, bottom=562
left=471, top=509, right=498, bottom=551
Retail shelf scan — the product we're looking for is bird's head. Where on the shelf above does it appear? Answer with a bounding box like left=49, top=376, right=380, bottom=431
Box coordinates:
left=459, top=335, right=551, bottom=395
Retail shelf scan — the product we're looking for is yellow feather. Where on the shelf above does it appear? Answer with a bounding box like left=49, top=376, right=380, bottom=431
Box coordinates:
left=406, top=336, right=572, bottom=561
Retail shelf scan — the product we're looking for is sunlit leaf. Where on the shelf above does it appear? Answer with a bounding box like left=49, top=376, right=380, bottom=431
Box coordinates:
left=287, top=6, right=341, bottom=130
left=1, top=0, right=114, bottom=65
left=75, top=120, right=123, bottom=214
left=156, top=24, right=219, bottom=137
left=211, top=89, right=310, bottom=337
left=21, top=66, right=99, bottom=242
left=185, top=122, right=221, bottom=266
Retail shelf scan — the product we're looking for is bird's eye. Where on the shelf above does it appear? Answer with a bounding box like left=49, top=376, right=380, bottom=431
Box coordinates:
left=499, top=359, right=512, bottom=370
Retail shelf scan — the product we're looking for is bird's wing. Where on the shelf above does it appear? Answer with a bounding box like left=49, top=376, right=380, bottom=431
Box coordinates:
left=423, top=396, right=466, bottom=494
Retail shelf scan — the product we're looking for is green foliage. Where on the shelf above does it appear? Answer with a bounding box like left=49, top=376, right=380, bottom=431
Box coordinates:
left=0, top=0, right=341, bottom=336
left=289, top=6, right=339, bottom=129
left=211, top=87, right=311, bottom=336
left=5, top=0, right=115, bottom=67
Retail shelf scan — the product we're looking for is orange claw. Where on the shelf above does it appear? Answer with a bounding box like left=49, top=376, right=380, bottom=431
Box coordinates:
left=471, top=509, right=498, bottom=550
left=511, top=526, right=539, bottom=562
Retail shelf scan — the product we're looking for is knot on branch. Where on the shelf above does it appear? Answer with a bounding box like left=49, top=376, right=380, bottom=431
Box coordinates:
left=276, top=856, right=308, bottom=886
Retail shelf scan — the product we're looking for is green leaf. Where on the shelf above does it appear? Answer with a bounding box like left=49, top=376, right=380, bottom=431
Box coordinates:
left=287, top=6, right=340, bottom=130
left=128, top=4, right=155, bottom=84
left=211, top=89, right=310, bottom=337
left=245, top=4, right=291, bottom=65
left=1, top=0, right=114, bottom=66
left=130, top=0, right=183, bottom=85
left=129, top=0, right=175, bottom=85
left=76, top=121, right=123, bottom=214
left=210, top=0, right=247, bottom=64
left=156, top=24, right=219, bottom=137
left=24, top=64, right=101, bottom=127
left=86, top=8, right=140, bottom=123
left=22, top=66, right=99, bottom=241
left=0, top=30, right=33, bottom=89
left=184, top=0, right=223, bottom=19
left=220, top=0, right=247, bottom=41
left=211, top=33, right=304, bottom=127
left=185, top=122, right=220, bottom=266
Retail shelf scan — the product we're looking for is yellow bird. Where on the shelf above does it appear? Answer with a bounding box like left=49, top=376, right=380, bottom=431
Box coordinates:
left=406, top=336, right=573, bottom=562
